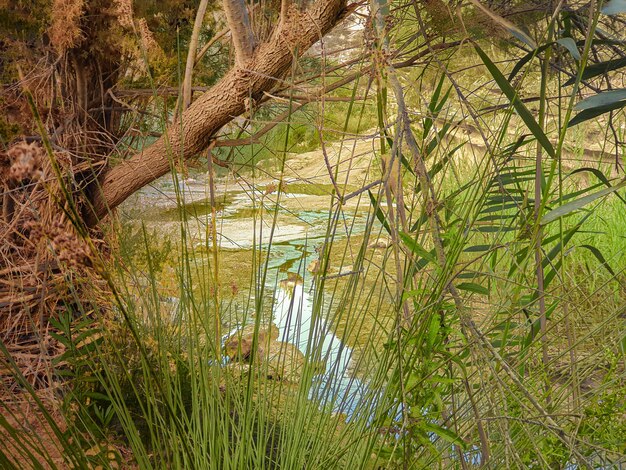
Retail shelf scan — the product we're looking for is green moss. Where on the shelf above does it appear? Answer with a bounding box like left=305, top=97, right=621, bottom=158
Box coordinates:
left=283, top=182, right=358, bottom=197
left=230, top=207, right=265, bottom=219
left=0, top=115, right=20, bottom=144
left=135, top=193, right=236, bottom=223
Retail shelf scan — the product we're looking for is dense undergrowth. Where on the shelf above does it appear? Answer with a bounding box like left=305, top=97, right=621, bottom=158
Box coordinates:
left=2, top=1, right=626, bottom=469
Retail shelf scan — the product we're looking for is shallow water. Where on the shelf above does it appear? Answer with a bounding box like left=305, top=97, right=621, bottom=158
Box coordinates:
left=126, top=173, right=378, bottom=417
left=272, top=283, right=366, bottom=418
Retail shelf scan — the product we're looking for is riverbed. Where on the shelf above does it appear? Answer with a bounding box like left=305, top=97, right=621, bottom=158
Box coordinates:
left=119, top=140, right=400, bottom=417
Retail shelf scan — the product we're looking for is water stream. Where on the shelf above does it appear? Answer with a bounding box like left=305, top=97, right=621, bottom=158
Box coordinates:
left=272, top=281, right=367, bottom=419
left=127, top=175, right=376, bottom=418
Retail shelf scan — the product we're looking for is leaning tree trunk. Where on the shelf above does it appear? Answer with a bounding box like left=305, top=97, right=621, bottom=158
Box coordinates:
left=88, top=0, right=348, bottom=224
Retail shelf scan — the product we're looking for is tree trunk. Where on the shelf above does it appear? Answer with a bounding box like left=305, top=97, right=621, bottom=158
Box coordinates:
left=223, top=0, right=256, bottom=66
left=89, top=0, right=347, bottom=224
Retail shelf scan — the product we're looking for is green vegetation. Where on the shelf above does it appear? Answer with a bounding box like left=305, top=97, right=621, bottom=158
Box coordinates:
left=2, top=0, right=626, bottom=468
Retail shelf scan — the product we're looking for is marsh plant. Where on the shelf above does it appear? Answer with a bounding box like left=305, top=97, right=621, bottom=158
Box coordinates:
left=1, top=0, right=626, bottom=468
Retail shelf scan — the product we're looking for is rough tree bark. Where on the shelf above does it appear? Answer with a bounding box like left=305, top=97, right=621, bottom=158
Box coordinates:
left=223, top=0, right=256, bottom=65
left=89, top=0, right=348, bottom=225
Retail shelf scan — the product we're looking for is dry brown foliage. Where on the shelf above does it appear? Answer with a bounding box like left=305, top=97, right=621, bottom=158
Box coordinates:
left=0, top=141, right=129, bottom=467
left=1, top=389, right=137, bottom=468
left=1, top=389, right=70, bottom=467
left=49, top=0, right=86, bottom=54
left=0, top=141, right=108, bottom=392
left=114, top=0, right=134, bottom=29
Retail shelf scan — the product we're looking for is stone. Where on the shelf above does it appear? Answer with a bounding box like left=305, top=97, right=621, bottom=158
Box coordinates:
left=225, top=362, right=251, bottom=379
left=368, top=237, right=391, bottom=249
left=278, top=272, right=303, bottom=290
left=307, top=259, right=320, bottom=274
left=223, top=323, right=279, bottom=362
left=263, top=341, right=305, bottom=383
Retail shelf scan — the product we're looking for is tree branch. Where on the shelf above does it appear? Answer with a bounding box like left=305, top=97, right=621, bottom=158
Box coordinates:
left=214, top=102, right=305, bottom=147
left=222, top=0, right=256, bottom=66
left=280, top=0, right=290, bottom=25
left=89, top=0, right=348, bottom=224
left=182, top=0, right=211, bottom=111
left=194, top=27, right=229, bottom=66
